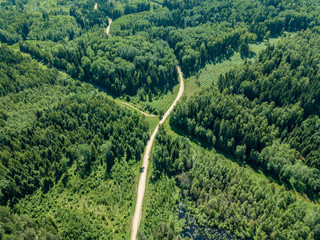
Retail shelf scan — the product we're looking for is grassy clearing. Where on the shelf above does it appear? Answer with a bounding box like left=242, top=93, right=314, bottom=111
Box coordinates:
left=115, top=99, right=156, bottom=116
left=113, top=99, right=159, bottom=134
left=9, top=40, right=60, bottom=54
left=187, top=37, right=283, bottom=94
left=123, top=81, right=180, bottom=116
left=146, top=84, right=180, bottom=113
left=146, top=117, right=159, bottom=133
left=183, top=75, right=201, bottom=99
left=200, top=52, right=244, bottom=88
left=23, top=0, right=76, bottom=13
left=249, top=37, right=282, bottom=53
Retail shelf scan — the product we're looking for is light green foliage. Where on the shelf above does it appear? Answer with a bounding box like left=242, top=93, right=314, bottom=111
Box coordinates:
left=0, top=0, right=80, bottom=44
left=15, top=161, right=139, bottom=239
left=0, top=45, right=149, bottom=239
left=28, top=15, right=82, bottom=41
left=139, top=176, right=183, bottom=239
left=219, top=29, right=320, bottom=169
left=140, top=129, right=320, bottom=239
left=147, top=84, right=179, bottom=113
left=1, top=0, right=320, bottom=239
left=171, top=88, right=320, bottom=198
left=195, top=37, right=282, bottom=89
left=187, top=152, right=316, bottom=239
left=19, top=33, right=178, bottom=97
left=198, top=53, right=245, bottom=88
left=130, top=82, right=180, bottom=114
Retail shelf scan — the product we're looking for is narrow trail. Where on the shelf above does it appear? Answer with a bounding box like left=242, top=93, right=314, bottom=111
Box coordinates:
left=94, top=3, right=111, bottom=36
left=130, top=66, right=184, bottom=240
left=115, top=100, right=157, bottom=118
left=97, top=8, right=185, bottom=237
left=101, top=16, right=155, bottom=117
left=88, top=81, right=155, bottom=117
left=106, top=18, right=112, bottom=36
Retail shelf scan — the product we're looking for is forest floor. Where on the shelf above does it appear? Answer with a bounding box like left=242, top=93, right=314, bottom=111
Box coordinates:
left=130, top=66, right=184, bottom=240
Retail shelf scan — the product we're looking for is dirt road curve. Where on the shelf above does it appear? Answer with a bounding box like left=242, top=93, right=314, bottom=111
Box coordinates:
left=130, top=66, right=184, bottom=240
left=106, top=18, right=112, bottom=36
left=115, top=100, right=157, bottom=118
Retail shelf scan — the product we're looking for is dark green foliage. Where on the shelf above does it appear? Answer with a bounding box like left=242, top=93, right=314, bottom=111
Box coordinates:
left=2, top=0, right=320, bottom=239
left=112, top=0, right=320, bottom=76
left=170, top=28, right=320, bottom=199
left=20, top=33, right=178, bottom=97
left=1, top=89, right=149, bottom=205
left=288, top=116, right=320, bottom=169
left=215, top=29, right=320, bottom=171
left=171, top=88, right=320, bottom=198
left=163, top=0, right=319, bottom=36
left=111, top=10, right=256, bottom=76
left=141, top=129, right=320, bottom=239
left=152, top=127, right=193, bottom=179
left=0, top=44, right=58, bottom=96
left=0, top=46, right=150, bottom=239
left=218, top=29, right=320, bottom=117
left=0, top=206, right=60, bottom=239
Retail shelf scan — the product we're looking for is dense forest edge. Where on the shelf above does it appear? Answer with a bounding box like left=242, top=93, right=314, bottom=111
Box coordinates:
left=1, top=0, right=320, bottom=239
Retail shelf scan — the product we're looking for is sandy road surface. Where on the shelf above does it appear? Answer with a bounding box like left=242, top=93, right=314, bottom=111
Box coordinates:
left=100, top=13, right=184, bottom=238
left=106, top=18, right=112, bottom=36
left=130, top=66, right=184, bottom=240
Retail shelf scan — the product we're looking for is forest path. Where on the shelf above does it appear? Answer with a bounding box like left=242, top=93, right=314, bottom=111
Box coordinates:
left=100, top=11, right=185, bottom=237
left=130, top=66, right=184, bottom=240
left=101, top=16, right=156, bottom=117
left=115, top=100, right=157, bottom=118
left=106, top=18, right=112, bottom=36
left=87, top=80, right=156, bottom=117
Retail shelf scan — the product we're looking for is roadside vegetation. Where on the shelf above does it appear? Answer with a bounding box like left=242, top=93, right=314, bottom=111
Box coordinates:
left=1, top=0, right=320, bottom=239
left=140, top=128, right=320, bottom=239
left=0, top=45, right=149, bottom=239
